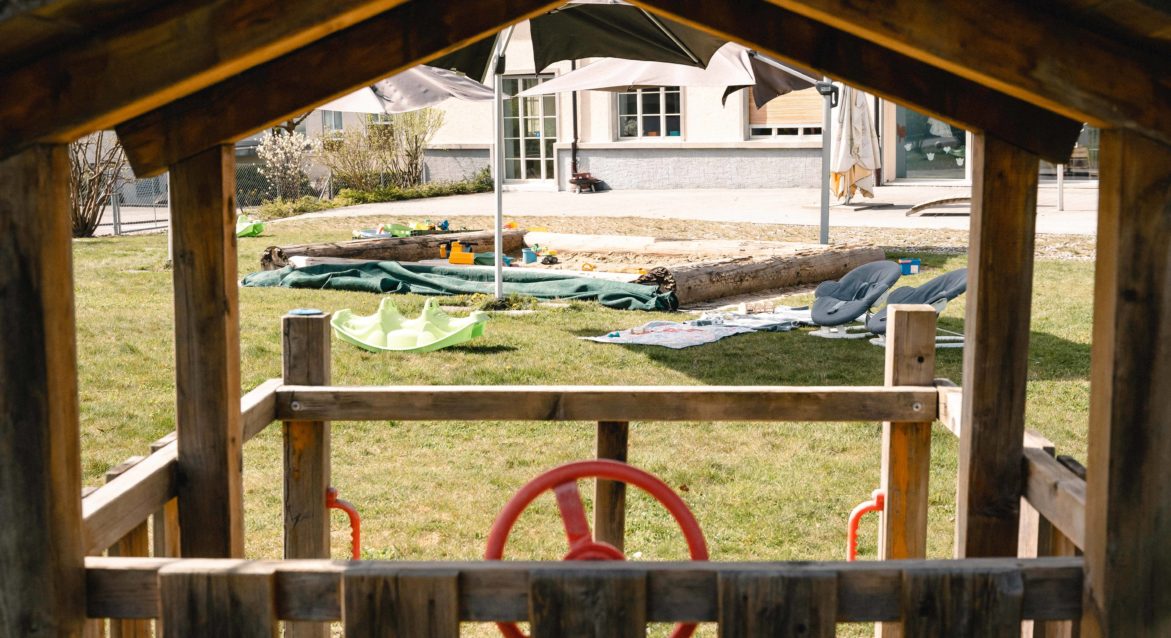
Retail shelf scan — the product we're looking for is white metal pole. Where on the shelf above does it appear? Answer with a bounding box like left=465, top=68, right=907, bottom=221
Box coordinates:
left=1057, top=163, right=1065, bottom=211
left=493, top=70, right=505, bottom=299
left=819, top=84, right=832, bottom=245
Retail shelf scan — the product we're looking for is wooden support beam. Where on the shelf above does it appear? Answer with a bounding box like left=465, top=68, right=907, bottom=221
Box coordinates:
left=956, top=134, right=1039, bottom=558
left=85, top=556, right=1085, bottom=623
left=629, top=0, right=1082, bottom=163
left=900, top=566, right=1024, bottom=636
left=0, top=0, right=410, bottom=160
left=104, top=458, right=151, bottom=638
left=529, top=569, right=647, bottom=637
left=718, top=571, right=837, bottom=637
left=117, top=0, right=563, bottom=177
left=281, top=311, right=331, bottom=638
left=760, top=0, right=1171, bottom=148
left=83, top=444, right=178, bottom=555
left=170, top=145, right=244, bottom=558
left=158, top=560, right=277, bottom=638
left=878, top=305, right=937, bottom=638
left=149, top=437, right=180, bottom=560
left=343, top=568, right=460, bottom=637
left=595, top=421, right=630, bottom=552
left=1082, top=129, right=1171, bottom=637
left=0, top=145, right=85, bottom=637
left=277, top=385, right=938, bottom=423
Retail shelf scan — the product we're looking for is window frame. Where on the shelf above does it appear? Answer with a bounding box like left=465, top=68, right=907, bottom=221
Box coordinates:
left=616, top=86, right=683, bottom=140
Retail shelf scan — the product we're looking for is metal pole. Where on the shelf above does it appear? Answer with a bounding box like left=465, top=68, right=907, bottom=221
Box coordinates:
left=819, top=83, right=833, bottom=245
left=111, top=179, right=122, bottom=236
left=1057, top=163, right=1065, bottom=211
left=493, top=70, right=505, bottom=299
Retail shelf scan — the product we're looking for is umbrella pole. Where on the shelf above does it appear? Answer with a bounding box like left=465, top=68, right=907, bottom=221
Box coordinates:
left=491, top=27, right=514, bottom=300
left=820, top=83, right=833, bottom=245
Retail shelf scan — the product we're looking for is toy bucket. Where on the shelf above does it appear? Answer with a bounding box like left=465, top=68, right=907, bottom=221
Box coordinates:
left=522, top=248, right=537, bottom=264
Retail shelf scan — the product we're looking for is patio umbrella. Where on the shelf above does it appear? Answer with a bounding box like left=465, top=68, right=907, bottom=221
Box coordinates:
left=318, top=66, right=493, bottom=115
left=830, top=85, right=880, bottom=202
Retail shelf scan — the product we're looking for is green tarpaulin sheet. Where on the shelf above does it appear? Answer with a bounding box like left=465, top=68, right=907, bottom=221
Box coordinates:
left=242, top=262, right=677, bottom=312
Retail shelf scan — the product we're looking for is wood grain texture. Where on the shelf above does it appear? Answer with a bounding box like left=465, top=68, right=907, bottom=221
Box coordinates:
left=1022, top=448, right=1085, bottom=550
left=149, top=435, right=180, bottom=561
left=241, top=378, right=282, bottom=442
left=956, top=133, right=1040, bottom=558
left=1082, top=129, right=1171, bottom=637
left=105, top=457, right=152, bottom=638
left=529, top=569, right=647, bottom=638
left=158, top=560, right=277, bottom=638
left=277, top=385, right=938, bottom=423
left=261, top=229, right=527, bottom=270
left=85, top=557, right=1083, bottom=623
left=628, top=0, right=1082, bottom=163
left=0, top=0, right=408, bottom=160
left=83, top=444, right=178, bottom=555
left=0, top=145, right=85, bottom=637
left=342, top=568, right=459, bottom=637
left=282, top=312, right=332, bottom=638
left=117, top=0, right=563, bottom=176
left=595, top=421, right=630, bottom=552
left=900, top=566, right=1024, bottom=637
left=878, top=305, right=937, bottom=638
left=717, top=570, right=837, bottom=637
left=758, top=0, right=1171, bottom=146
left=170, top=145, right=244, bottom=558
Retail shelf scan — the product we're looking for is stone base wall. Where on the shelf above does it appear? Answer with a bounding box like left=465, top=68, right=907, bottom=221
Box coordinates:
left=558, top=147, right=822, bottom=190
left=423, top=148, right=490, bottom=183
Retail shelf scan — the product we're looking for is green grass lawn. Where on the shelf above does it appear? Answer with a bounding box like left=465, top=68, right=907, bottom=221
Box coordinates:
left=73, top=217, right=1092, bottom=636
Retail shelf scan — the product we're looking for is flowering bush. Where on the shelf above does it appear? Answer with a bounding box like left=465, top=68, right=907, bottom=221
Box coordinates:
left=257, top=130, right=319, bottom=200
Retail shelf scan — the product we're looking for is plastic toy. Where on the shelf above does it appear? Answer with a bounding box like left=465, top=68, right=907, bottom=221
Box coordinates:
left=846, top=488, right=884, bottom=561
left=330, top=298, right=487, bottom=352
left=326, top=486, right=361, bottom=560
left=235, top=215, right=264, bottom=237
left=485, top=459, right=708, bottom=638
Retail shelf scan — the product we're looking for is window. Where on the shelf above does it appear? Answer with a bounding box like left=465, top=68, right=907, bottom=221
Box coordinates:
left=322, top=110, right=344, bottom=133
left=502, top=76, right=557, bottom=180
left=618, top=87, right=681, bottom=138
left=747, top=88, right=823, bottom=138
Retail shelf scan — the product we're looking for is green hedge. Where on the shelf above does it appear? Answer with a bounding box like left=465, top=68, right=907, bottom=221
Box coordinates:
left=338, top=167, right=492, bottom=205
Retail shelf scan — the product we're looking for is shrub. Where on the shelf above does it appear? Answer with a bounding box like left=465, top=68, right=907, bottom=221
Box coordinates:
left=69, top=131, right=127, bottom=237
left=337, top=167, right=493, bottom=205
left=252, top=195, right=340, bottom=220
left=257, top=130, right=319, bottom=200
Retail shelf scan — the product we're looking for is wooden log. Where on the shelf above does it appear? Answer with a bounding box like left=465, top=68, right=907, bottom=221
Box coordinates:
left=85, top=556, right=1085, bottom=623
left=104, top=458, right=151, bottom=638
left=718, top=570, right=837, bottom=637
left=276, top=385, right=939, bottom=423
left=529, top=569, right=647, bottom=638
left=900, top=566, right=1024, bottom=637
left=342, top=568, right=460, bottom=638
left=595, top=421, right=630, bottom=553
left=878, top=305, right=937, bottom=638
left=158, top=560, right=277, bottom=638
left=1082, top=129, right=1171, bottom=637
left=663, top=245, right=886, bottom=305
left=525, top=232, right=875, bottom=259
left=170, top=144, right=244, bottom=558
left=0, top=145, right=86, bottom=637
left=282, top=311, right=332, bottom=638
left=262, top=229, right=526, bottom=269
left=956, top=133, right=1039, bottom=558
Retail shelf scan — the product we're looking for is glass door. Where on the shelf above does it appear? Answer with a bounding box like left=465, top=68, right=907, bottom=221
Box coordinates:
left=502, top=76, right=557, bottom=182
left=892, top=104, right=969, bottom=180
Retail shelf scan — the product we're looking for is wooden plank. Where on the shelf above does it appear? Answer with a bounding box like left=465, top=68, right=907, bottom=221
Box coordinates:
left=1022, top=448, right=1085, bottom=552
left=529, top=569, right=647, bottom=638
left=282, top=311, right=332, bottom=638
left=0, top=0, right=410, bottom=161
left=116, top=0, right=563, bottom=176
left=83, top=444, right=178, bottom=556
left=277, top=385, right=938, bottom=423
left=936, top=382, right=963, bottom=437
left=242, top=378, right=283, bottom=442
left=753, top=0, right=1171, bottom=147
left=170, top=144, right=244, bottom=558
left=878, top=305, right=937, bottom=638
left=956, top=133, right=1040, bottom=558
left=158, top=560, right=277, bottom=638
left=901, top=567, right=1024, bottom=637
left=104, top=457, right=152, bottom=638
left=342, top=568, right=459, bottom=637
left=1020, top=434, right=1056, bottom=638
left=0, top=145, right=85, bottom=637
left=86, top=556, right=1083, bottom=623
left=717, top=570, right=837, bottom=637
left=149, top=436, right=180, bottom=560
left=1082, top=129, right=1171, bottom=637
left=629, top=0, right=1082, bottom=163
left=595, top=421, right=630, bottom=552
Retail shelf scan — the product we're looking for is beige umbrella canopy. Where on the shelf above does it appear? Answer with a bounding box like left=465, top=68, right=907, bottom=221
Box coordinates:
left=830, top=85, right=881, bottom=201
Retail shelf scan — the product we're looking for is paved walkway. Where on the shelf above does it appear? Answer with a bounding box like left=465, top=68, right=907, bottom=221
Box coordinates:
left=290, top=182, right=1098, bottom=235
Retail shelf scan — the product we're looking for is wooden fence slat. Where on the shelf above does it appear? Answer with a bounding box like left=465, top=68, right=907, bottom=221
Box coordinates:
left=595, top=421, right=630, bottom=552
left=529, top=569, right=647, bottom=638
left=159, top=560, right=277, bottom=638
left=83, top=443, right=178, bottom=555
left=105, top=457, right=151, bottom=638
left=717, top=571, right=837, bottom=638
left=901, top=567, right=1024, bottom=637
left=343, top=569, right=459, bottom=638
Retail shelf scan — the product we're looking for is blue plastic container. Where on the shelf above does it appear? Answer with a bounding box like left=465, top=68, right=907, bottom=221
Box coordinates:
left=522, top=248, right=538, bottom=264
left=898, top=258, right=921, bottom=275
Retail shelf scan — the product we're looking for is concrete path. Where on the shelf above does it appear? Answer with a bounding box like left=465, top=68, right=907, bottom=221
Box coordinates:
left=288, top=182, right=1098, bottom=235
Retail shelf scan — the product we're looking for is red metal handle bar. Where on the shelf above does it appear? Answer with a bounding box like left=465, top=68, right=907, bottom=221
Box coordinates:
left=327, top=486, right=361, bottom=560
left=847, top=489, right=884, bottom=561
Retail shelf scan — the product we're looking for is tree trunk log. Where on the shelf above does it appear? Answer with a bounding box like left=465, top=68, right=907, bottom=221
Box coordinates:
left=262, top=229, right=527, bottom=270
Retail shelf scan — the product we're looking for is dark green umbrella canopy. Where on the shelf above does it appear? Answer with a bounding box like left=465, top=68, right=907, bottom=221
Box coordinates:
left=429, top=2, right=725, bottom=80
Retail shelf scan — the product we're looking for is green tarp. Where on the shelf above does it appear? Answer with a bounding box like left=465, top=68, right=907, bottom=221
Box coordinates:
left=242, top=262, right=677, bottom=311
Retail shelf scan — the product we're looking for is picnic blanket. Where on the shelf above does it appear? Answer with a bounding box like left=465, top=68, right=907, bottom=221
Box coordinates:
left=582, top=321, right=756, bottom=349
left=241, top=262, right=677, bottom=312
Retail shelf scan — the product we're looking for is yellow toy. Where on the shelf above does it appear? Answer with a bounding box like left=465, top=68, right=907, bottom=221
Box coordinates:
left=448, top=241, right=475, bottom=265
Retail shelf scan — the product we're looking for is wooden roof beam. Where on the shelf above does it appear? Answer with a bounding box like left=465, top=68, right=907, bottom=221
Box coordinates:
left=631, top=0, right=1083, bottom=163
left=0, top=0, right=412, bottom=161
left=117, top=0, right=561, bottom=177
left=764, top=0, right=1171, bottom=146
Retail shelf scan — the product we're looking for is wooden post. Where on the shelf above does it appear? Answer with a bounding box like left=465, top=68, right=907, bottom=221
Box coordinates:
left=282, top=310, right=332, bottom=638
left=158, top=560, right=277, bottom=638
left=595, top=421, right=629, bottom=552
left=956, top=133, right=1040, bottom=558
left=1082, top=129, right=1171, bottom=637
left=1019, top=432, right=1056, bottom=638
left=170, top=144, right=244, bottom=558
left=105, top=458, right=151, bottom=638
left=0, top=145, right=85, bottom=637
left=1040, top=457, right=1084, bottom=638
left=878, top=304, right=936, bottom=638
left=151, top=434, right=180, bottom=558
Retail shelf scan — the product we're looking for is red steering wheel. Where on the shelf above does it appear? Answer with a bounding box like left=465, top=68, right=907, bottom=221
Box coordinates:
left=485, top=460, right=708, bottom=638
